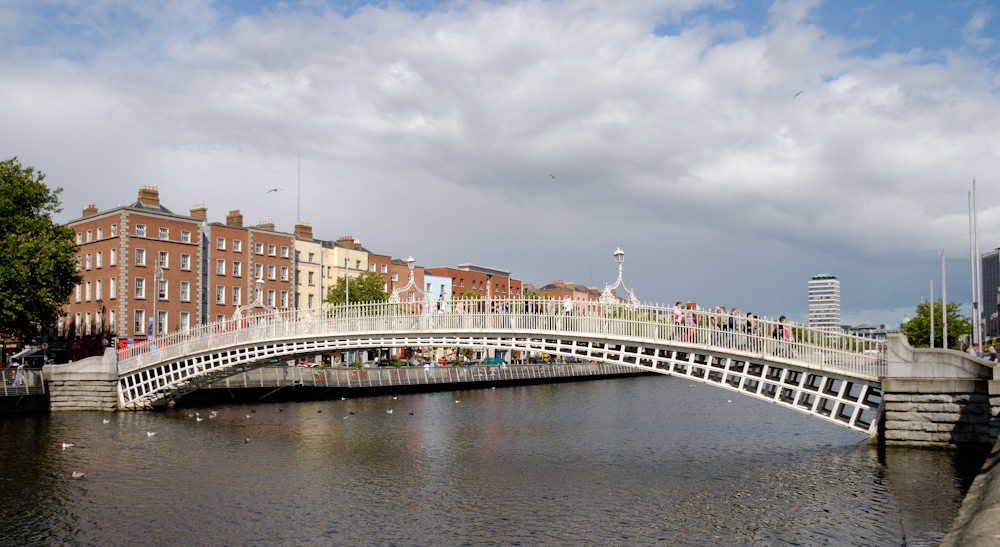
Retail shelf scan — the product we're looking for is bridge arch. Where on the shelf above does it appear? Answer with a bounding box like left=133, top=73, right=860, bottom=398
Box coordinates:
left=116, top=300, right=885, bottom=434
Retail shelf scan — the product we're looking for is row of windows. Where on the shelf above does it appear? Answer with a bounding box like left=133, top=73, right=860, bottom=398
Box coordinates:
left=213, top=260, right=289, bottom=281
left=75, top=225, right=194, bottom=244
left=213, top=285, right=289, bottom=308
left=132, top=249, right=192, bottom=270
left=215, top=238, right=290, bottom=258
left=129, top=309, right=192, bottom=336
left=64, top=309, right=191, bottom=338
left=76, top=278, right=194, bottom=302
left=66, top=309, right=114, bottom=336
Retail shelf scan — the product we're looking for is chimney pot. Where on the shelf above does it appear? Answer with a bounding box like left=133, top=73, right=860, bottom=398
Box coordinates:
left=226, top=210, right=244, bottom=228
left=137, top=185, right=160, bottom=206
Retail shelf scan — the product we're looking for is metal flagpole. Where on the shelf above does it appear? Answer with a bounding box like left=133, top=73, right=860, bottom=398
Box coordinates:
left=973, top=179, right=982, bottom=345
left=942, top=250, right=948, bottom=349
left=969, top=191, right=979, bottom=347
left=930, top=278, right=935, bottom=349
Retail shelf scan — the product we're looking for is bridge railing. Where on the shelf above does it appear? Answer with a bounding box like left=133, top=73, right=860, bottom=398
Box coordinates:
left=116, top=298, right=887, bottom=377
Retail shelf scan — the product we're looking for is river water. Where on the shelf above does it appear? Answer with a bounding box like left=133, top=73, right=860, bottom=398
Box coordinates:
left=0, top=375, right=983, bottom=546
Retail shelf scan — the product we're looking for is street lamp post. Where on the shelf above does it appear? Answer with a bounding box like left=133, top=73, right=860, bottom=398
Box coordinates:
left=600, top=247, right=639, bottom=305
left=152, top=264, right=164, bottom=337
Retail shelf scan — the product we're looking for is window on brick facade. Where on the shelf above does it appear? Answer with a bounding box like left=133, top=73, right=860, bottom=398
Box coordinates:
left=135, top=224, right=146, bottom=237
left=181, top=230, right=191, bottom=243
left=135, top=278, right=145, bottom=299
left=180, top=281, right=190, bottom=302
left=159, top=227, right=169, bottom=240
left=134, top=310, right=145, bottom=335
left=135, top=248, right=146, bottom=266
left=233, top=239, right=242, bottom=252
left=180, top=253, right=191, bottom=271
left=216, top=259, right=225, bottom=275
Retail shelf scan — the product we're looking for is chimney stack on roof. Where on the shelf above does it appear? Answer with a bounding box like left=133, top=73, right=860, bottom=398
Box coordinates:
left=337, top=235, right=360, bottom=249
left=190, top=204, right=207, bottom=220
left=226, top=210, right=244, bottom=228
left=294, top=221, right=313, bottom=239
left=256, top=219, right=275, bottom=231
left=82, top=203, right=98, bottom=217
left=137, top=185, right=160, bottom=206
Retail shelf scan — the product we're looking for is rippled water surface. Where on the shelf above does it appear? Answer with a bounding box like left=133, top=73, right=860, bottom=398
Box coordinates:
left=0, top=376, right=981, bottom=546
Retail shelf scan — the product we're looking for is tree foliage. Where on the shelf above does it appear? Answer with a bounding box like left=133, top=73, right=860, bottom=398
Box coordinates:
left=902, top=299, right=969, bottom=350
left=324, top=271, right=389, bottom=305
left=0, top=158, right=81, bottom=342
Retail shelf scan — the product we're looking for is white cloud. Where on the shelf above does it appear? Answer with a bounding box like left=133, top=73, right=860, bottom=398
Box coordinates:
left=2, top=0, right=999, bottom=322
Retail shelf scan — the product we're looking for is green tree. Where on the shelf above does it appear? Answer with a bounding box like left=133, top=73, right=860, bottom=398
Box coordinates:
left=324, top=271, right=389, bottom=304
left=902, top=299, right=969, bottom=350
left=0, top=158, right=81, bottom=342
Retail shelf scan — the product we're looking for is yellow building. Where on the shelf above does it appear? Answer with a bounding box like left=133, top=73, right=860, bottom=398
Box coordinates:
left=321, top=236, right=371, bottom=302
left=292, top=222, right=324, bottom=316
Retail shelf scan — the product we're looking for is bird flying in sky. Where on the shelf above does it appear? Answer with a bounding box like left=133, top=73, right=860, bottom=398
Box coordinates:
left=793, top=91, right=803, bottom=98
left=266, top=188, right=282, bottom=193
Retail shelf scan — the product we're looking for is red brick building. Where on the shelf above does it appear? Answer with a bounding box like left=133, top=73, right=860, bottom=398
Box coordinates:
left=203, top=211, right=295, bottom=323
left=64, top=186, right=204, bottom=342
left=63, top=187, right=296, bottom=348
left=425, top=264, right=522, bottom=299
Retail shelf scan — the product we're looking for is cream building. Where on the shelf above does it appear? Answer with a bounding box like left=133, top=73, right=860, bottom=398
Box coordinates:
left=321, top=236, right=371, bottom=302
left=292, top=222, right=324, bottom=315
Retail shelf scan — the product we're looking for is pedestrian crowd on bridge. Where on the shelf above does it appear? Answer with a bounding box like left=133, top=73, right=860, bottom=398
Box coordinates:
left=966, top=343, right=1000, bottom=362
left=671, top=302, right=797, bottom=357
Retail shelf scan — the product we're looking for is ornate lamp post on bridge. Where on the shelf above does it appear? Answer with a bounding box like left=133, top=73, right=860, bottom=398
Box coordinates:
left=388, top=256, right=425, bottom=304
left=232, top=277, right=277, bottom=320
left=388, top=256, right=427, bottom=363
left=600, top=247, right=639, bottom=306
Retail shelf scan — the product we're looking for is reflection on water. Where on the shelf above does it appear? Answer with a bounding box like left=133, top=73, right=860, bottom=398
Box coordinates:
left=0, top=377, right=983, bottom=546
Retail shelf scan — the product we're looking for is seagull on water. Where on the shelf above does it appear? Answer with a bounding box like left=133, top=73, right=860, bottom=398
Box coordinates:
left=62, top=442, right=74, bottom=450
left=386, top=409, right=393, bottom=414
left=392, top=396, right=397, bottom=400
left=455, top=400, right=460, bottom=403
left=147, top=432, right=157, bottom=437
left=103, top=419, right=110, bottom=424
left=196, top=417, right=204, bottom=422
left=71, top=471, right=86, bottom=479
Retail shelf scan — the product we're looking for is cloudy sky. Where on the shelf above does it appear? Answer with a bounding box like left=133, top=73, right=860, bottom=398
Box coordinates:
left=2, top=0, right=999, bottom=326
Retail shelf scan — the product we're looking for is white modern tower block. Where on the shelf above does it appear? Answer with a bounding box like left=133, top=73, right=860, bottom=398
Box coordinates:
left=809, top=273, right=841, bottom=331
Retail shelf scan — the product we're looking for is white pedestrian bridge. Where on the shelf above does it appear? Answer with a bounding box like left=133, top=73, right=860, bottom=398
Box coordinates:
left=116, top=299, right=886, bottom=434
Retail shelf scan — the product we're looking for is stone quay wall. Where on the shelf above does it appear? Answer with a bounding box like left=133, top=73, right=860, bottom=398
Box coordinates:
left=43, top=349, right=119, bottom=411
left=882, top=334, right=1000, bottom=448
